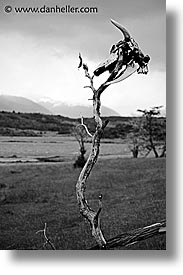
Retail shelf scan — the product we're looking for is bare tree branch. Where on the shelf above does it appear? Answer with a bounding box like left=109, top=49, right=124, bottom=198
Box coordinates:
left=36, top=223, right=56, bottom=250
left=75, top=20, right=162, bottom=250
left=89, top=220, right=166, bottom=250
left=76, top=59, right=116, bottom=248
left=80, top=116, right=93, bottom=138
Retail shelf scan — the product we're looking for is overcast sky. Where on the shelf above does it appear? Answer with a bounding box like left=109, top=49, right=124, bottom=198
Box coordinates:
left=0, top=0, right=166, bottom=115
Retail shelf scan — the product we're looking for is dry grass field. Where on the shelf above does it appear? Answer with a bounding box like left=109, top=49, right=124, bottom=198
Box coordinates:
left=0, top=156, right=166, bottom=250
left=0, top=136, right=130, bottom=163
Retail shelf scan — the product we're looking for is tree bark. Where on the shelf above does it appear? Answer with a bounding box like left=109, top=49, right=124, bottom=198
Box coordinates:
left=76, top=60, right=119, bottom=248
left=89, top=220, right=166, bottom=250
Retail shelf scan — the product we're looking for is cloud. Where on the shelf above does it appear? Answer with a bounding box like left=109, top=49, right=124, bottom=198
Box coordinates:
left=101, top=71, right=166, bottom=115
left=0, top=0, right=165, bottom=67
left=0, top=0, right=166, bottom=115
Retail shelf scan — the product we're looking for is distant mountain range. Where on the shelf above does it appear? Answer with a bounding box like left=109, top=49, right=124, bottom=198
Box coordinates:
left=0, top=95, right=120, bottom=117
left=38, top=100, right=120, bottom=118
left=0, top=95, right=51, bottom=114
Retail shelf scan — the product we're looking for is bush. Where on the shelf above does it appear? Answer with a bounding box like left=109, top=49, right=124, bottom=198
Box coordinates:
left=73, top=155, right=86, bottom=169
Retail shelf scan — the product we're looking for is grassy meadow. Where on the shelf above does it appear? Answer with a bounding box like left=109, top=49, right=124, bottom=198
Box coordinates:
left=0, top=153, right=166, bottom=250
left=0, top=136, right=130, bottom=162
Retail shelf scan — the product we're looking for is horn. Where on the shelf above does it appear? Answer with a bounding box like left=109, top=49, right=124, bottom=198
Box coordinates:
left=111, top=19, right=131, bottom=40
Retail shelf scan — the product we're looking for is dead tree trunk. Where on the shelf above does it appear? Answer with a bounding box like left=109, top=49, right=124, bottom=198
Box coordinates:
left=149, top=119, right=159, bottom=158
left=131, top=145, right=139, bottom=158
left=160, top=143, right=166, bottom=158
left=76, top=60, right=123, bottom=248
left=89, top=220, right=166, bottom=250
left=75, top=20, right=163, bottom=249
left=76, top=72, right=107, bottom=247
left=73, top=124, right=87, bottom=168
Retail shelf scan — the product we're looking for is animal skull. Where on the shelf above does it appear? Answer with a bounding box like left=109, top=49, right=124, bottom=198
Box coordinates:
left=93, top=19, right=150, bottom=85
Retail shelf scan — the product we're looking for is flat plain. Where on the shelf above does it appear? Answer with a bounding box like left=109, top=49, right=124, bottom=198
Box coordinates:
left=0, top=136, right=166, bottom=250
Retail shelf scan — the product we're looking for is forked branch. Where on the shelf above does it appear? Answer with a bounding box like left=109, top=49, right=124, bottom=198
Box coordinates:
left=76, top=58, right=118, bottom=248
left=76, top=19, right=153, bottom=249
left=36, top=223, right=56, bottom=250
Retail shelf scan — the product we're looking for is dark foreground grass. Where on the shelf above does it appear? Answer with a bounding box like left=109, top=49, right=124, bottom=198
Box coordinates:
left=0, top=157, right=166, bottom=250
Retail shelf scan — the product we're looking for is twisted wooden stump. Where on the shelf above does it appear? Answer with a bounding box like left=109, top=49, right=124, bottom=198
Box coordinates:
left=76, top=55, right=166, bottom=250
left=76, top=59, right=120, bottom=248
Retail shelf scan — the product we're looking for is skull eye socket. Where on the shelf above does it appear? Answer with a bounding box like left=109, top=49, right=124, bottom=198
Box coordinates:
left=144, top=55, right=150, bottom=63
